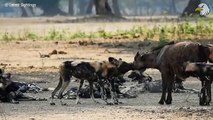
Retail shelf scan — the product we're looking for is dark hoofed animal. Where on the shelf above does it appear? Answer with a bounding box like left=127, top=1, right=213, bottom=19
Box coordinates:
left=133, top=41, right=212, bottom=105
left=50, top=57, right=134, bottom=105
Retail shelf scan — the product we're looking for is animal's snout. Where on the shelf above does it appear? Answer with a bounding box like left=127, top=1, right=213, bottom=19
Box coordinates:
left=133, top=61, right=144, bottom=70
left=133, top=61, right=138, bottom=67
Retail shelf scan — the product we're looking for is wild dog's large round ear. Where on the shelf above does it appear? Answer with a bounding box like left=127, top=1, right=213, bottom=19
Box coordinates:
left=119, top=58, right=122, bottom=61
left=134, top=52, right=140, bottom=60
left=108, top=57, right=117, bottom=63
left=108, top=57, right=119, bottom=65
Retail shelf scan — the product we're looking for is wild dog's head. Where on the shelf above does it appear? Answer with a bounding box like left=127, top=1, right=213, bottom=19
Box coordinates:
left=0, top=69, right=11, bottom=89
left=108, top=57, right=134, bottom=75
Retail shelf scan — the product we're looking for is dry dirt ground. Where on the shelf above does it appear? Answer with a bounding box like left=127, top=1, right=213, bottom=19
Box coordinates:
left=0, top=41, right=213, bottom=120
left=0, top=18, right=213, bottom=120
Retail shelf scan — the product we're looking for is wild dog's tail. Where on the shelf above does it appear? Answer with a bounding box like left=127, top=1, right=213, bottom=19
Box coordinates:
left=51, top=76, right=63, bottom=99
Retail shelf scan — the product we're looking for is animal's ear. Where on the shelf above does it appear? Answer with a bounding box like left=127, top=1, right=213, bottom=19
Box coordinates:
left=136, top=52, right=140, bottom=56
left=108, top=57, right=115, bottom=62
left=108, top=57, right=118, bottom=64
left=119, top=58, right=122, bottom=61
left=134, top=52, right=141, bottom=60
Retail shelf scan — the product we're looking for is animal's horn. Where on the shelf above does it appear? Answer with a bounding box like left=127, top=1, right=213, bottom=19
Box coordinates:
left=207, top=44, right=213, bottom=47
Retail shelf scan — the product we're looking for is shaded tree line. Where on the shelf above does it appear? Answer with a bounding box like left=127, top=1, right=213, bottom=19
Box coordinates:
left=19, top=0, right=203, bottom=17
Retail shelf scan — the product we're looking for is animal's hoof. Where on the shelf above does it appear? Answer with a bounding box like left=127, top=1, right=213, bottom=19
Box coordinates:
left=206, top=102, right=210, bottom=106
left=158, top=101, right=164, bottom=105
left=165, top=101, right=172, bottom=105
left=114, top=102, right=118, bottom=105
left=50, top=102, right=56, bottom=105
left=118, top=101, right=123, bottom=104
left=199, top=101, right=204, bottom=106
left=165, top=99, right=172, bottom=105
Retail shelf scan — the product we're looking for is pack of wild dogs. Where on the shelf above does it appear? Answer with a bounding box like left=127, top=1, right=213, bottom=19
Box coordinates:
left=1, top=41, right=213, bottom=106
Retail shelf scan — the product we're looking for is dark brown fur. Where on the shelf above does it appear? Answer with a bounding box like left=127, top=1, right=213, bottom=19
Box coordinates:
left=134, top=41, right=211, bottom=105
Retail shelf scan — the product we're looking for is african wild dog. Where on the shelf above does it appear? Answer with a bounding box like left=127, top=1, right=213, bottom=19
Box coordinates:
left=133, top=41, right=212, bottom=105
left=107, top=57, right=135, bottom=100
left=185, top=62, right=213, bottom=76
left=50, top=57, right=134, bottom=105
left=0, top=70, right=19, bottom=104
left=185, top=62, right=213, bottom=105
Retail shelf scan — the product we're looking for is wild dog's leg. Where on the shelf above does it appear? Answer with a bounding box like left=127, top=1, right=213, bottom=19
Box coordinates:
left=208, top=81, right=212, bottom=102
left=199, top=80, right=206, bottom=105
left=100, top=85, right=108, bottom=104
left=206, top=80, right=212, bottom=105
left=100, top=79, right=109, bottom=104
left=89, top=81, right=99, bottom=103
left=159, top=73, right=168, bottom=105
left=8, top=92, right=19, bottom=104
left=58, top=80, right=70, bottom=106
left=166, top=74, right=174, bottom=105
left=114, top=77, right=123, bottom=104
left=109, top=77, right=118, bottom=105
left=199, top=77, right=212, bottom=106
left=76, top=79, right=84, bottom=104
left=202, top=79, right=212, bottom=105
left=50, top=76, right=63, bottom=105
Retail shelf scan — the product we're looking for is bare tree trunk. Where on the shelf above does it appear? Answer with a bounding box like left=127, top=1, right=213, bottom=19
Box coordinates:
left=79, top=0, right=89, bottom=15
left=170, top=0, right=177, bottom=15
left=181, top=0, right=201, bottom=17
left=86, top=0, right=94, bottom=14
left=21, top=7, right=28, bottom=17
left=68, top=0, right=74, bottom=15
left=19, top=0, right=34, bottom=17
left=94, top=0, right=112, bottom=15
left=112, top=0, right=121, bottom=16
